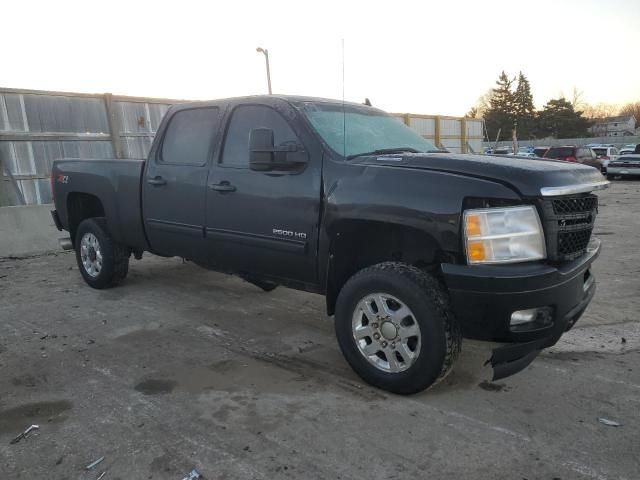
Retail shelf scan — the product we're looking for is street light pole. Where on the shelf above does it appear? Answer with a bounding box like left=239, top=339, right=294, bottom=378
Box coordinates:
left=256, top=47, right=272, bottom=95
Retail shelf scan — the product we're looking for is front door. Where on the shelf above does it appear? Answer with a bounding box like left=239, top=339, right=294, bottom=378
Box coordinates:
left=143, top=107, right=220, bottom=259
left=204, top=103, right=321, bottom=283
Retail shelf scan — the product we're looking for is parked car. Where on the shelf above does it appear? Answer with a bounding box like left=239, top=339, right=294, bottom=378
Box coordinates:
left=607, top=154, right=640, bottom=180
left=591, top=146, right=619, bottom=173
left=492, top=147, right=512, bottom=155
left=533, top=146, right=549, bottom=158
left=509, top=152, right=537, bottom=158
left=619, top=144, right=638, bottom=156
left=544, top=146, right=603, bottom=172
left=50, top=95, right=606, bottom=394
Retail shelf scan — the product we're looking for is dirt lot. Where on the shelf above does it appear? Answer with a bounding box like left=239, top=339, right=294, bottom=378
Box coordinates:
left=1, top=182, right=639, bottom=480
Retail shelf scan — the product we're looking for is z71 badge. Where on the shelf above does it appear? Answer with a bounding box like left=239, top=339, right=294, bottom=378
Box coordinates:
left=56, top=174, right=69, bottom=184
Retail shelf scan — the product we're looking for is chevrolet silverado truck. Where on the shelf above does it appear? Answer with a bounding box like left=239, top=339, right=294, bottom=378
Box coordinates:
left=51, top=95, right=607, bottom=394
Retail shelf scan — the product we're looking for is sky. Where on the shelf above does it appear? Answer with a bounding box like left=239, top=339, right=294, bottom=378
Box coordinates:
left=2, top=0, right=639, bottom=116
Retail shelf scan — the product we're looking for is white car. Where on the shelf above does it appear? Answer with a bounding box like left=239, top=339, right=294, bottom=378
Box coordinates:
left=509, top=151, right=537, bottom=158
left=619, top=144, right=638, bottom=156
left=607, top=154, right=640, bottom=179
left=591, top=146, right=619, bottom=173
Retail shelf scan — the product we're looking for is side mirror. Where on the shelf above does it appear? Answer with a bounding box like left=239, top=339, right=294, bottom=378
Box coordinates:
left=249, top=128, right=308, bottom=172
left=249, top=128, right=275, bottom=171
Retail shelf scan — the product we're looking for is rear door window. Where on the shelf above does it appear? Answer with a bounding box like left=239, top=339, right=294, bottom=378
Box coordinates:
left=161, top=107, right=220, bottom=165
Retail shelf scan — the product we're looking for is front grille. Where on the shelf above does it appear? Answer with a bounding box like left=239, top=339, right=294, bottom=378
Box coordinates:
left=552, top=196, right=598, bottom=215
left=558, top=230, right=592, bottom=256
left=541, top=194, right=597, bottom=262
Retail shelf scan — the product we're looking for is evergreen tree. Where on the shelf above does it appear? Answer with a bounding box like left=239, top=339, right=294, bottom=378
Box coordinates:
left=536, top=98, right=593, bottom=139
left=483, top=71, right=515, bottom=142
left=513, top=72, right=536, bottom=139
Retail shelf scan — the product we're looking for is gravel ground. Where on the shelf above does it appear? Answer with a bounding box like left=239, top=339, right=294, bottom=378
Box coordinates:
left=0, top=181, right=638, bottom=480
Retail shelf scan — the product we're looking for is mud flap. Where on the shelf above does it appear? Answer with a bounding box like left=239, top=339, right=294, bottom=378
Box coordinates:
left=488, top=340, right=544, bottom=381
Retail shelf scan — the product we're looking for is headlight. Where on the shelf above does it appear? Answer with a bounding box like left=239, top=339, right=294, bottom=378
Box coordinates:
left=463, top=205, right=546, bottom=264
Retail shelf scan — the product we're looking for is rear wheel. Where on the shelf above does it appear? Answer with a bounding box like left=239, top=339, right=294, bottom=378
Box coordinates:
left=75, top=217, right=130, bottom=289
left=335, top=262, right=461, bottom=394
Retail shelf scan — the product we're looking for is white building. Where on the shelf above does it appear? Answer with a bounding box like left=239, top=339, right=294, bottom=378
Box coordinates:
left=589, top=115, right=637, bottom=137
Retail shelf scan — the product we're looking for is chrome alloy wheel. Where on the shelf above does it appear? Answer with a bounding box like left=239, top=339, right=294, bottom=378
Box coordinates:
left=352, top=293, right=421, bottom=373
left=80, top=232, right=103, bottom=278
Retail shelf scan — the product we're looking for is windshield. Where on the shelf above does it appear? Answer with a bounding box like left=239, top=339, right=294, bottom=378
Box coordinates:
left=301, top=102, right=438, bottom=158
left=592, top=148, right=607, bottom=156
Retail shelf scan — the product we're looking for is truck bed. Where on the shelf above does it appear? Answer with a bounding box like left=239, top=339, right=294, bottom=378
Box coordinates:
left=52, top=158, right=149, bottom=250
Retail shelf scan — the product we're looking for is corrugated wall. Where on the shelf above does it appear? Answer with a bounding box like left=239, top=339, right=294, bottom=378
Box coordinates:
left=393, top=113, right=485, bottom=154
left=0, top=88, right=176, bottom=205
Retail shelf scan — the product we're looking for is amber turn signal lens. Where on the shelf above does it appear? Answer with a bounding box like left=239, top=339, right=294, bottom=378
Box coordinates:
left=465, top=214, right=482, bottom=237
left=467, top=240, right=486, bottom=262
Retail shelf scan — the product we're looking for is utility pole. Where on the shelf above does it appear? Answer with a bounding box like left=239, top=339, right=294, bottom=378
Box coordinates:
left=256, top=47, right=272, bottom=95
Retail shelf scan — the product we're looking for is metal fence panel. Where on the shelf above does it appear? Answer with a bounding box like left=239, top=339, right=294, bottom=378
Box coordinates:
left=21, top=94, right=109, bottom=133
left=440, top=118, right=461, bottom=137
left=409, top=117, right=435, bottom=136
left=0, top=93, right=27, bottom=132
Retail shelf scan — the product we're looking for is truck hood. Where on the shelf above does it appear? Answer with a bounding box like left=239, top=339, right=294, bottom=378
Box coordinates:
left=353, top=153, right=607, bottom=197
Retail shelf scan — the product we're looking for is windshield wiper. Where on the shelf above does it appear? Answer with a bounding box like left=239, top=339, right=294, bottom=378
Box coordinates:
left=346, top=147, right=421, bottom=160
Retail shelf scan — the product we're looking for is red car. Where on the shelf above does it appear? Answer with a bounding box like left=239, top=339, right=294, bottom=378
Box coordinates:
left=544, top=146, right=603, bottom=171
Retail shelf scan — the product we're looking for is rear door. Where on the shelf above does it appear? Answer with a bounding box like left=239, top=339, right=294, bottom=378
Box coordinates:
left=204, top=102, right=322, bottom=283
left=143, top=107, right=221, bottom=258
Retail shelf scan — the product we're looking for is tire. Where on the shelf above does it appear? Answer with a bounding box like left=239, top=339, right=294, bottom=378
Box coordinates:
left=75, top=217, right=130, bottom=289
left=335, top=262, right=461, bottom=394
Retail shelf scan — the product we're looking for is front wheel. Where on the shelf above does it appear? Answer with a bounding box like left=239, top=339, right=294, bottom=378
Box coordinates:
left=335, top=262, right=461, bottom=394
left=75, top=217, right=130, bottom=289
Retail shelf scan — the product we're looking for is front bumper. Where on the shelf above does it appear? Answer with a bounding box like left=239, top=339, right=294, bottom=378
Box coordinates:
left=607, top=166, right=640, bottom=176
left=441, top=238, right=600, bottom=379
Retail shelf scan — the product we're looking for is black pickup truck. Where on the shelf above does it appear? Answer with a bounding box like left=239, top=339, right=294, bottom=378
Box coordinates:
left=51, top=95, right=607, bottom=394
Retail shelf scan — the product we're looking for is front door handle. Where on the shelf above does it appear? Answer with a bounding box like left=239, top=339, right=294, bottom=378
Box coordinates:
left=209, top=181, right=236, bottom=193
left=147, top=176, right=167, bottom=186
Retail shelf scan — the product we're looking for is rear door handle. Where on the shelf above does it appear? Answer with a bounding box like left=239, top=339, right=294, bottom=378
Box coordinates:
left=147, top=176, right=167, bottom=186
left=209, top=181, right=236, bottom=193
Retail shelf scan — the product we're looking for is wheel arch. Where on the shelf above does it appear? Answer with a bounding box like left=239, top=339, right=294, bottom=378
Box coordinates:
left=324, top=219, right=448, bottom=316
left=66, top=192, right=106, bottom=247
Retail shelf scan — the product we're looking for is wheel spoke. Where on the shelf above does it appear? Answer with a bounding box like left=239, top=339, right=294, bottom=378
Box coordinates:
left=396, top=342, right=415, bottom=363
left=374, top=294, right=392, bottom=316
left=400, top=323, right=420, bottom=340
left=362, top=299, right=378, bottom=320
left=361, top=342, right=380, bottom=356
left=390, top=305, right=412, bottom=323
left=385, top=350, right=401, bottom=372
left=354, top=325, right=374, bottom=340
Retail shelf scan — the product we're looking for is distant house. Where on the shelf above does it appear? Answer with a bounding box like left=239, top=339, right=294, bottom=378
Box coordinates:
left=589, top=115, right=637, bottom=137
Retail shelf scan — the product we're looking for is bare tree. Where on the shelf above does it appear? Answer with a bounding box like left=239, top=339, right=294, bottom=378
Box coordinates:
left=466, top=89, right=494, bottom=118
left=619, top=102, right=640, bottom=122
left=582, top=102, right=619, bottom=119
left=571, top=87, right=585, bottom=109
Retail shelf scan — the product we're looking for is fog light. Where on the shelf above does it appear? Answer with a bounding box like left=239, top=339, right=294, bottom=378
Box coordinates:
left=510, top=307, right=553, bottom=331
left=511, top=309, right=538, bottom=326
